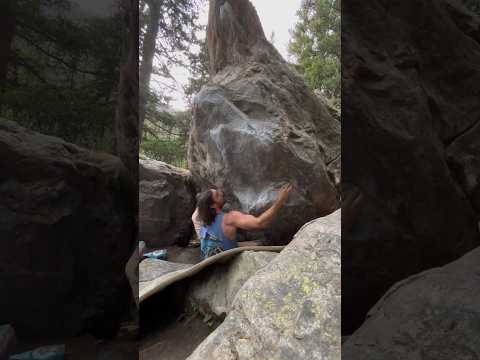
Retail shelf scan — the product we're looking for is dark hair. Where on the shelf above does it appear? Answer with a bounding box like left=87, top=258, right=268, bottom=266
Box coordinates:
left=197, top=190, right=217, bottom=225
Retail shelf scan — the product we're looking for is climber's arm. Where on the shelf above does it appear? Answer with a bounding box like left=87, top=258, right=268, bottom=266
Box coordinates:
left=225, top=184, right=293, bottom=231
left=226, top=211, right=264, bottom=231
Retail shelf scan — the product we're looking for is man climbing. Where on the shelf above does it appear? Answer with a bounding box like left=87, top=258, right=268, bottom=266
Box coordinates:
left=193, top=184, right=293, bottom=259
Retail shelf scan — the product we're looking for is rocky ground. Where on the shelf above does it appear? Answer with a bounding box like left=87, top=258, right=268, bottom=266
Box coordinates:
left=343, top=247, right=480, bottom=359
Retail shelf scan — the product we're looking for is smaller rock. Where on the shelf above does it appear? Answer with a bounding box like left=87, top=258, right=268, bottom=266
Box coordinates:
left=343, top=247, right=480, bottom=360
left=0, top=325, right=15, bottom=360
left=187, top=251, right=277, bottom=317
left=139, top=159, right=195, bottom=247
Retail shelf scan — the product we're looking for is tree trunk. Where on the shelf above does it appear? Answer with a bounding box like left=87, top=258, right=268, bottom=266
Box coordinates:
left=115, top=0, right=139, bottom=178
left=114, top=0, right=139, bottom=313
left=0, top=0, right=17, bottom=88
left=139, top=0, right=160, bottom=137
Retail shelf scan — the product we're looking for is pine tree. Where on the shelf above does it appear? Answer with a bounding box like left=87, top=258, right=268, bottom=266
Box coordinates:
left=288, top=0, right=340, bottom=104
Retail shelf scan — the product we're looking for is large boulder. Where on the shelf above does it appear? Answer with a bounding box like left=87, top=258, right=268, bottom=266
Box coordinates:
left=187, top=251, right=277, bottom=317
left=343, top=246, right=480, bottom=359
left=0, top=120, right=135, bottom=338
left=342, top=0, right=480, bottom=332
left=186, top=210, right=341, bottom=360
left=139, top=159, right=195, bottom=247
left=188, top=0, right=341, bottom=245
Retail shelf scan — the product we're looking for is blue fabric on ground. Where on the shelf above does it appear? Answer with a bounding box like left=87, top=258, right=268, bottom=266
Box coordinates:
left=10, top=345, right=65, bottom=360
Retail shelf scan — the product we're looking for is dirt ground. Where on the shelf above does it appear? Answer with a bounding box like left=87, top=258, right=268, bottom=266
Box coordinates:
left=140, top=313, right=217, bottom=360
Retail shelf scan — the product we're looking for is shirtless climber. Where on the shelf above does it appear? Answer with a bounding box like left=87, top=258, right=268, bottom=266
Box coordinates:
left=192, top=184, right=293, bottom=259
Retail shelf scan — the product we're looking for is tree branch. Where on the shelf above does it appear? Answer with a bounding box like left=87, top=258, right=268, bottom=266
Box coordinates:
left=16, top=32, right=109, bottom=77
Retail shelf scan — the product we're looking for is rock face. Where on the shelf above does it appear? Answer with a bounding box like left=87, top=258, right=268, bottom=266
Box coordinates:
left=187, top=210, right=341, bottom=360
left=187, top=251, right=277, bottom=317
left=342, top=0, right=480, bottom=332
left=139, top=159, right=195, bottom=247
left=188, top=0, right=341, bottom=245
left=0, top=120, right=135, bottom=338
left=343, top=247, right=480, bottom=360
